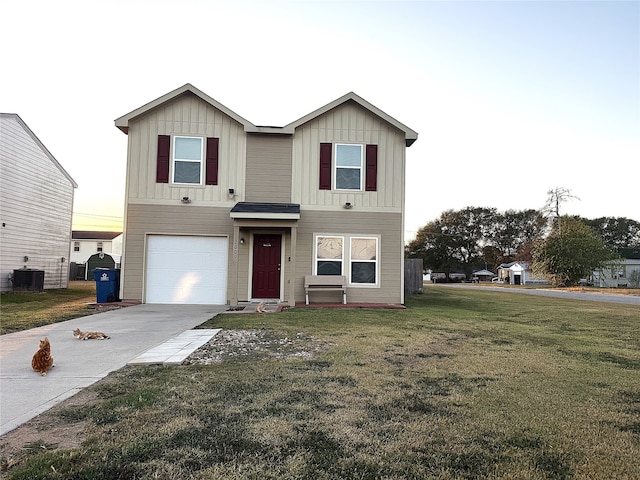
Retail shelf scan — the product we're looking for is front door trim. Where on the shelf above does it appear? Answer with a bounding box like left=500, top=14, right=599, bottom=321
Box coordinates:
left=250, top=233, right=282, bottom=299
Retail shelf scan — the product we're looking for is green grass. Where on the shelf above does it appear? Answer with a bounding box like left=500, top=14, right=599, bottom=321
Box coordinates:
left=0, top=282, right=96, bottom=334
left=3, top=288, right=639, bottom=479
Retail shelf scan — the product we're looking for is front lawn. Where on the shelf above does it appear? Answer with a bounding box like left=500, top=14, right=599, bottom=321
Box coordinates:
left=0, top=282, right=97, bottom=335
left=2, top=288, right=639, bottom=479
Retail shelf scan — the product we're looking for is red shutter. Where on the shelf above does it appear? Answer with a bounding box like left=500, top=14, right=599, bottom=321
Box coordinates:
left=365, top=144, right=378, bottom=191
left=156, top=135, right=170, bottom=183
left=205, top=137, right=219, bottom=185
left=319, top=143, right=332, bottom=190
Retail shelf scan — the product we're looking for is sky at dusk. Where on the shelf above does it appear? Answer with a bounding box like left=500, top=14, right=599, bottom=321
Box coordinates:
left=2, top=0, right=638, bottom=241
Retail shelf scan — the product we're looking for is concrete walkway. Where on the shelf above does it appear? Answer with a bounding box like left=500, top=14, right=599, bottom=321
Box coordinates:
left=0, top=303, right=227, bottom=436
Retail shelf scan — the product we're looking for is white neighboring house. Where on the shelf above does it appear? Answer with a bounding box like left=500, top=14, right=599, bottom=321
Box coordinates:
left=0, top=113, right=77, bottom=292
left=496, top=261, right=546, bottom=285
left=592, top=252, right=640, bottom=288
left=70, top=231, right=123, bottom=265
left=70, top=231, right=122, bottom=280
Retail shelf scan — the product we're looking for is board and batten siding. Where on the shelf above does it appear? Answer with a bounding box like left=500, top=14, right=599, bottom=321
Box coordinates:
left=125, top=92, right=247, bottom=205
left=291, top=101, right=406, bottom=210
left=121, top=203, right=234, bottom=302
left=245, top=134, right=292, bottom=203
left=295, top=210, right=404, bottom=304
left=0, top=114, right=76, bottom=291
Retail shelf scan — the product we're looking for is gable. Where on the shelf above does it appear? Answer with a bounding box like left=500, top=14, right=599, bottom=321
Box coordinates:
left=115, top=84, right=255, bottom=134
left=286, top=93, right=418, bottom=147
left=0, top=113, right=77, bottom=188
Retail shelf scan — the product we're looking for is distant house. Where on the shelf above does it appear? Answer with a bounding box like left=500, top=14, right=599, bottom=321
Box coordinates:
left=592, top=248, right=640, bottom=288
left=70, top=231, right=123, bottom=280
left=496, top=262, right=546, bottom=285
left=114, top=84, right=417, bottom=305
left=0, top=113, right=77, bottom=291
left=71, top=231, right=122, bottom=264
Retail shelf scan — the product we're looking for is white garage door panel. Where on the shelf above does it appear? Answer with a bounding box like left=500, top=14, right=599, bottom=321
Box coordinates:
left=146, top=236, right=228, bottom=304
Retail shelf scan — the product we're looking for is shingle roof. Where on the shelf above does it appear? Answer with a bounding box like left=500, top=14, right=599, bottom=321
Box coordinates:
left=72, top=231, right=122, bottom=240
left=229, top=202, right=301, bottom=220
left=114, top=84, right=418, bottom=146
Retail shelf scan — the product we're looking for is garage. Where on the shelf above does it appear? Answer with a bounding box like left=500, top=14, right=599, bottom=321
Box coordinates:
left=145, top=235, right=228, bottom=304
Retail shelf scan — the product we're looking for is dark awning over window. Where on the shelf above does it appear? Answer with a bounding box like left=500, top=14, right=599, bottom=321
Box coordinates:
left=230, top=202, right=300, bottom=220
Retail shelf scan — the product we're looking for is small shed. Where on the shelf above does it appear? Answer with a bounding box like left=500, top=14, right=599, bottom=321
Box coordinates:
left=86, top=253, right=116, bottom=278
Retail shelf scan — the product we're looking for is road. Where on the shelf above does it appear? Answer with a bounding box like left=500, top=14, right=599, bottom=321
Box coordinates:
left=429, top=283, right=640, bottom=306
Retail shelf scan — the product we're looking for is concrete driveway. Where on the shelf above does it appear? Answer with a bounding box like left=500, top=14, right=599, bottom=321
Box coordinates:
left=0, top=303, right=228, bottom=436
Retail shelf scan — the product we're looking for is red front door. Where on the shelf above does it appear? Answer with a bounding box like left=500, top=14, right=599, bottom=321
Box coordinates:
left=252, top=234, right=281, bottom=298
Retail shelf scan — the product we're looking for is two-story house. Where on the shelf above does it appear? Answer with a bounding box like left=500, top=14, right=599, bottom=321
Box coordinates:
left=115, top=84, right=417, bottom=305
left=1, top=113, right=77, bottom=292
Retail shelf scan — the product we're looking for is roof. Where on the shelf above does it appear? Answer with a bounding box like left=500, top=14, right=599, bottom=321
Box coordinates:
left=619, top=247, right=640, bottom=260
left=114, top=84, right=256, bottom=134
left=285, top=91, right=418, bottom=146
left=72, top=231, right=122, bottom=240
left=114, top=84, right=418, bottom=146
left=472, top=269, right=495, bottom=276
left=230, top=202, right=300, bottom=220
left=0, top=113, right=78, bottom=188
left=498, top=261, right=531, bottom=269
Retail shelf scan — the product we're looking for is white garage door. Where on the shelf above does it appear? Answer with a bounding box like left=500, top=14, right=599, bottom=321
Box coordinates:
left=145, top=235, right=228, bottom=304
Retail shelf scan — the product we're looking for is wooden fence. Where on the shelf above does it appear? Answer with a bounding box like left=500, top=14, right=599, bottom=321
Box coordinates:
left=404, top=258, right=424, bottom=295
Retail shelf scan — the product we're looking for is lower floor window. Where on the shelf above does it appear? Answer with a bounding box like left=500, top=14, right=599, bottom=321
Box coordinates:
left=315, top=234, right=379, bottom=285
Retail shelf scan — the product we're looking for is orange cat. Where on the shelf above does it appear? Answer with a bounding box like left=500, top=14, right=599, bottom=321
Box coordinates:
left=31, top=337, right=54, bottom=376
left=73, top=328, right=110, bottom=340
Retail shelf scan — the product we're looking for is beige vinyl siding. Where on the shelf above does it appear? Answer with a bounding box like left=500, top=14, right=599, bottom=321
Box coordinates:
left=295, top=210, right=403, bottom=304
left=0, top=115, right=75, bottom=291
left=245, top=134, right=292, bottom=203
left=125, top=92, right=246, bottom=204
left=121, top=203, right=234, bottom=302
left=291, top=101, right=406, bottom=210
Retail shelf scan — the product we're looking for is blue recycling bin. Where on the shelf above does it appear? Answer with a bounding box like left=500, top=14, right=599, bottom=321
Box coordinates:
left=93, top=268, right=121, bottom=303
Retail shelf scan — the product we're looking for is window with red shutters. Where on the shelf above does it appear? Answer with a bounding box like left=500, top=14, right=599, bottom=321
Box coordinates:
left=205, top=137, right=219, bottom=185
left=319, top=143, right=332, bottom=190
left=156, top=135, right=170, bottom=183
left=365, top=144, right=378, bottom=191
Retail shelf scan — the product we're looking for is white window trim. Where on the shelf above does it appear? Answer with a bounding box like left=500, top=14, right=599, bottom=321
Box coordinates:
left=313, top=233, right=379, bottom=287
left=314, top=235, right=345, bottom=276
left=171, top=135, right=205, bottom=185
left=349, top=236, right=379, bottom=286
left=333, top=143, right=363, bottom=191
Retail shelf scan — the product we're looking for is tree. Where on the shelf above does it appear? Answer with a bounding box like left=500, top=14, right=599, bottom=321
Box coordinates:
left=581, top=216, right=640, bottom=251
left=543, top=187, right=579, bottom=218
left=406, top=207, right=497, bottom=279
left=492, top=209, right=547, bottom=263
left=542, top=187, right=579, bottom=235
left=406, top=219, right=459, bottom=279
left=532, top=216, right=616, bottom=286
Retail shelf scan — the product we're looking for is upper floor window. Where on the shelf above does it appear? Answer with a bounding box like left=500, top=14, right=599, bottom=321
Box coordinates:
left=97, top=242, right=103, bottom=252
left=319, top=143, right=377, bottom=192
left=73, top=242, right=80, bottom=252
left=173, top=136, right=204, bottom=185
left=157, top=135, right=219, bottom=186
left=335, top=144, right=362, bottom=190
